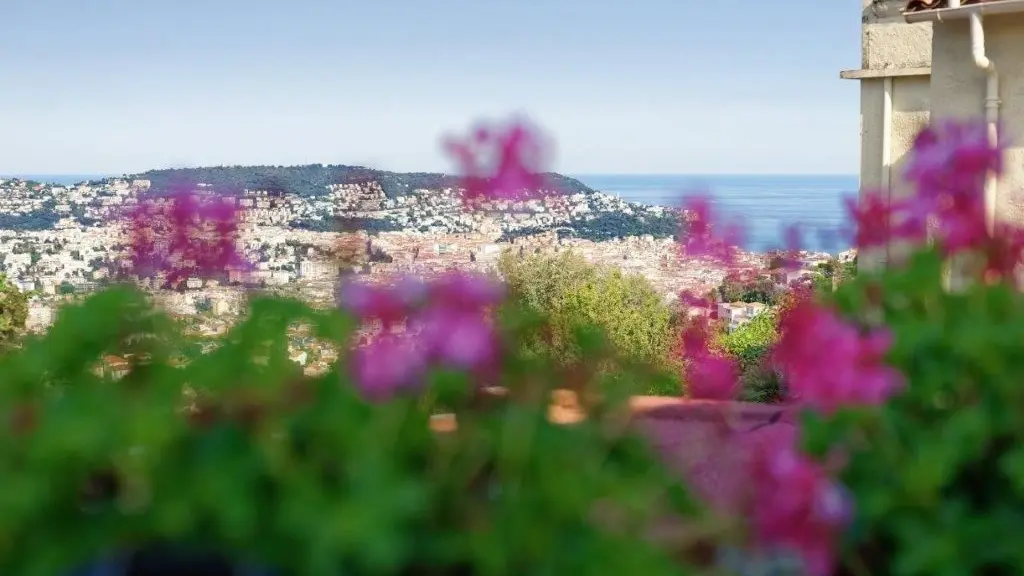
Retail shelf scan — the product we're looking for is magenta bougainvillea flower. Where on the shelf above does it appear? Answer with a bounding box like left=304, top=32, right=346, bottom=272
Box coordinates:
left=773, top=298, right=903, bottom=414
left=340, top=271, right=503, bottom=399
left=351, top=334, right=428, bottom=400
left=125, top=189, right=249, bottom=288
left=443, top=119, right=552, bottom=204
left=845, top=190, right=930, bottom=254
left=843, top=119, right=1011, bottom=268
left=680, top=320, right=738, bottom=400
left=337, top=280, right=411, bottom=326
left=904, top=119, right=1002, bottom=205
left=678, top=195, right=745, bottom=266
left=678, top=290, right=714, bottom=312
left=747, top=426, right=852, bottom=576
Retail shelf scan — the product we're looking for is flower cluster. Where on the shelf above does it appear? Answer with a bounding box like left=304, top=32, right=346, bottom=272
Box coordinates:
left=746, top=426, right=851, bottom=576
left=680, top=318, right=738, bottom=400
left=443, top=119, right=554, bottom=205
left=124, top=188, right=249, bottom=289
left=338, top=272, right=504, bottom=400
left=677, top=195, right=745, bottom=266
left=850, top=119, right=1024, bottom=280
left=773, top=297, right=903, bottom=414
left=113, top=115, right=1017, bottom=575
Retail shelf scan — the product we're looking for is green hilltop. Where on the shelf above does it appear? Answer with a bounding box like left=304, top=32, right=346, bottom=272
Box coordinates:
left=121, top=165, right=598, bottom=198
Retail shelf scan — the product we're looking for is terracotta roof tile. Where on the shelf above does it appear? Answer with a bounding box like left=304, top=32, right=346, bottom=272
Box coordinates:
left=905, top=0, right=1012, bottom=12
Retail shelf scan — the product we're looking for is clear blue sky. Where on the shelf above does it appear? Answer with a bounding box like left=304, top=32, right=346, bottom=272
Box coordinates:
left=0, top=0, right=862, bottom=175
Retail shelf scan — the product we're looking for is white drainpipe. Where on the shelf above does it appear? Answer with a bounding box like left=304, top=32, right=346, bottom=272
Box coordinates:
left=968, top=11, right=1000, bottom=234
left=909, top=0, right=1002, bottom=234
left=881, top=76, right=893, bottom=264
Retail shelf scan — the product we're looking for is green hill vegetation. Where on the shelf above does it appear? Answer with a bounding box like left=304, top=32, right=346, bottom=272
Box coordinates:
left=128, top=165, right=598, bottom=199
left=498, top=250, right=682, bottom=394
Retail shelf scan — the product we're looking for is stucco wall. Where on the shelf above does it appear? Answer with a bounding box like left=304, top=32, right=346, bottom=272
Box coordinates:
left=858, top=75, right=931, bottom=270
left=862, top=22, right=933, bottom=69
left=850, top=10, right=934, bottom=271
left=931, top=14, right=1024, bottom=226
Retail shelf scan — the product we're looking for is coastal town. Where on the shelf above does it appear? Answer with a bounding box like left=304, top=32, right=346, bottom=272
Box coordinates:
left=0, top=173, right=853, bottom=375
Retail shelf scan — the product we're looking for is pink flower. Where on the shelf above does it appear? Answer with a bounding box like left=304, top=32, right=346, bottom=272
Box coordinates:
left=747, top=427, right=851, bottom=576
left=341, top=270, right=506, bottom=392
left=351, top=334, right=427, bottom=400
left=980, top=222, right=1024, bottom=282
left=904, top=119, right=1001, bottom=202
left=846, top=192, right=896, bottom=249
left=417, top=307, right=500, bottom=371
left=903, top=119, right=1003, bottom=254
left=337, top=280, right=410, bottom=326
left=428, top=271, right=505, bottom=311
left=678, top=290, right=713, bottom=311
left=773, top=299, right=903, bottom=414
left=769, top=224, right=805, bottom=272
left=443, top=119, right=552, bottom=204
left=678, top=195, right=745, bottom=266
left=681, top=320, right=738, bottom=400
left=124, top=189, right=248, bottom=289
left=685, top=352, right=739, bottom=400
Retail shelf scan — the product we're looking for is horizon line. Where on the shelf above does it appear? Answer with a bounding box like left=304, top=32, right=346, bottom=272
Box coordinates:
left=3, top=170, right=859, bottom=178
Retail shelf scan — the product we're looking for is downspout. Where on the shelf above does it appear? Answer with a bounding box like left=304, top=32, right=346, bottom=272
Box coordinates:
left=881, top=76, right=893, bottom=264
left=965, top=4, right=1001, bottom=234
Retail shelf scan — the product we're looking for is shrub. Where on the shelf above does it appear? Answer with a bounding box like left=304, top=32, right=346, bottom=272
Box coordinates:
left=802, top=248, right=1024, bottom=575
left=0, top=282, right=708, bottom=575
left=714, top=310, right=782, bottom=403
left=715, top=271, right=780, bottom=305
left=8, top=115, right=1024, bottom=576
left=0, top=273, right=28, bottom=349
left=497, top=250, right=681, bottom=394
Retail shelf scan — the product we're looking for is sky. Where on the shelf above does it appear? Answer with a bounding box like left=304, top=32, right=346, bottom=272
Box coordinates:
left=0, top=0, right=862, bottom=176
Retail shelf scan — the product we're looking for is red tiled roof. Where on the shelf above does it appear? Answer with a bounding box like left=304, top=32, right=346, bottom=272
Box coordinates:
left=905, top=0, right=1012, bottom=12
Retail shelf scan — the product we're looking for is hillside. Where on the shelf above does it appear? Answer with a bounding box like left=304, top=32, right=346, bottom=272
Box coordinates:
left=121, top=165, right=598, bottom=198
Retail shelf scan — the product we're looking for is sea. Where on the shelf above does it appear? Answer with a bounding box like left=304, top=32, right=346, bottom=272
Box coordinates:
left=573, top=174, right=857, bottom=254
left=5, top=173, right=858, bottom=254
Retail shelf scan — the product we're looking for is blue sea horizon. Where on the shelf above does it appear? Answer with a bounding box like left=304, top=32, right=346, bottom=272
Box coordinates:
left=572, top=173, right=858, bottom=254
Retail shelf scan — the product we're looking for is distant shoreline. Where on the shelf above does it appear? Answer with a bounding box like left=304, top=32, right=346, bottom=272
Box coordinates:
left=5, top=172, right=859, bottom=186
left=1, top=171, right=854, bottom=254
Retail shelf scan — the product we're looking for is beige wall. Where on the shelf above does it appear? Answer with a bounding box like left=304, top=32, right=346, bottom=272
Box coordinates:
left=862, top=21, right=933, bottom=69
left=859, top=75, right=931, bottom=270
left=930, top=14, right=1024, bottom=226
left=853, top=14, right=933, bottom=271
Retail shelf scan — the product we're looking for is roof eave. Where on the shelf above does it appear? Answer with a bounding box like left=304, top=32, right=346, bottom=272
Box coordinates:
left=905, top=0, right=1024, bottom=22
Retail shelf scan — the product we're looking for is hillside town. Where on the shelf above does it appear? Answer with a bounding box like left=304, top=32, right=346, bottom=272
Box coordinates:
left=0, top=175, right=853, bottom=374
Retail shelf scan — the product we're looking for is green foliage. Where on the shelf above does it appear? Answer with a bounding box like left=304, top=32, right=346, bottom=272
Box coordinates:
left=715, top=311, right=782, bottom=403
left=498, top=251, right=681, bottom=395
left=809, top=271, right=833, bottom=296
left=716, top=273, right=779, bottom=305
left=803, top=248, right=1024, bottom=575
left=131, top=166, right=597, bottom=200
left=195, top=297, right=213, bottom=314
left=58, top=281, right=76, bottom=295
left=0, top=273, right=28, bottom=348
left=0, top=210, right=61, bottom=231
left=498, top=211, right=680, bottom=243
left=0, top=284, right=714, bottom=575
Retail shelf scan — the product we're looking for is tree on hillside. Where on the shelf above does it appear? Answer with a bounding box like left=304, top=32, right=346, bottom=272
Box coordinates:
left=715, top=310, right=783, bottom=403
left=497, top=250, right=679, bottom=377
left=716, top=271, right=780, bottom=305
left=0, top=273, right=29, bottom=350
